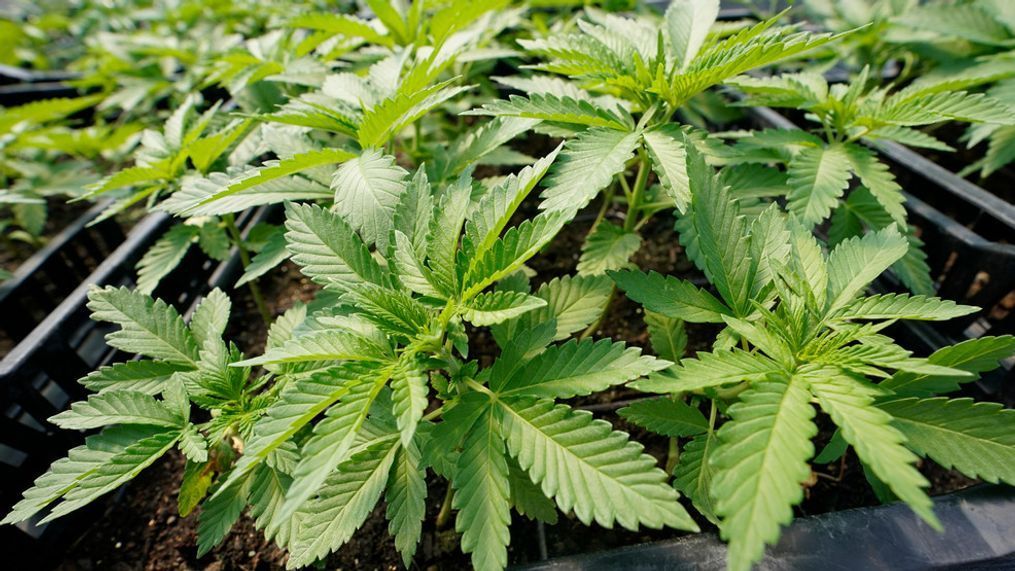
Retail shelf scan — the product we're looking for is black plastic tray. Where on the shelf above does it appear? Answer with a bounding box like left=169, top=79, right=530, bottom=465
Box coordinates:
left=0, top=201, right=127, bottom=347
left=516, top=484, right=1015, bottom=570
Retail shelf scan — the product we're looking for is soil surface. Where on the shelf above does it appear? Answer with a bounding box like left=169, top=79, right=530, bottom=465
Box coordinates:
left=55, top=200, right=981, bottom=570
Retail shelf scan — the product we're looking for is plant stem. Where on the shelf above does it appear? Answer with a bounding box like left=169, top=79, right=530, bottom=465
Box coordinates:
left=665, top=437, right=679, bottom=474
left=436, top=485, right=455, bottom=530
left=623, top=150, right=650, bottom=232
left=223, top=213, right=271, bottom=326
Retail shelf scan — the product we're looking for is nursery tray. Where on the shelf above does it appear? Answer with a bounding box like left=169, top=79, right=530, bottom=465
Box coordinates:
left=0, top=205, right=275, bottom=560
left=745, top=106, right=1015, bottom=390
left=0, top=201, right=127, bottom=348
left=517, top=484, right=1015, bottom=570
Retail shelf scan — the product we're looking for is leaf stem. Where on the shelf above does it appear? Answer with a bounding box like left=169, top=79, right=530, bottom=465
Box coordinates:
left=436, top=485, right=455, bottom=530
left=623, top=150, right=651, bottom=232
left=223, top=213, right=271, bottom=326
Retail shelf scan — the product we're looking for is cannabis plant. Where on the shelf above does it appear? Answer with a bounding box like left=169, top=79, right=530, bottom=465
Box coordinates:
left=467, top=0, right=837, bottom=277
left=5, top=153, right=698, bottom=570
left=723, top=67, right=1015, bottom=293
left=612, top=145, right=1015, bottom=571
left=0, top=94, right=120, bottom=244
left=2, top=286, right=268, bottom=532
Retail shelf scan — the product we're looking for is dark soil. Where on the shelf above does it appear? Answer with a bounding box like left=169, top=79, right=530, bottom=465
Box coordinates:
left=53, top=196, right=984, bottom=570
left=0, top=198, right=94, bottom=274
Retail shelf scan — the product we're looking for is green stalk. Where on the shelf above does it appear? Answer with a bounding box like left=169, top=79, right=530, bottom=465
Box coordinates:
left=223, top=213, right=271, bottom=326
left=436, top=484, right=455, bottom=530
left=624, top=149, right=651, bottom=232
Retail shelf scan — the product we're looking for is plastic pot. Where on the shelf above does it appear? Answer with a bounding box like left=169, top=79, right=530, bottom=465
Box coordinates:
left=0, top=201, right=127, bottom=347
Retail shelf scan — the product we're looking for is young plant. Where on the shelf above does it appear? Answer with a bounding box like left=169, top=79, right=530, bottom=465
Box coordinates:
left=467, top=1, right=838, bottom=276
left=0, top=95, right=106, bottom=245
left=612, top=146, right=1015, bottom=571
left=4, top=153, right=697, bottom=570
left=2, top=286, right=268, bottom=533
left=723, top=67, right=1015, bottom=293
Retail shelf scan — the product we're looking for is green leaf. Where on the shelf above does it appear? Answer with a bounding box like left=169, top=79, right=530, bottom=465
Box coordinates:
left=288, top=13, right=393, bottom=45
left=786, top=144, right=853, bottom=227
left=358, top=80, right=472, bottom=148
left=386, top=439, right=427, bottom=567
left=287, top=435, right=399, bottom=568
left=465, top=93, right=632, bottom=130
left=838, top=294, right=978, bottom=322
left=825, top=227, right=909, bottom=314
left=284, top=202, right=391, bottom=291
left=491, top=274, right=613, bottom=354
left=578, top=222, right=641, bottom=276
left=810, top=372, right=938, bottom=528
left=464, top=148, right=561, bottom=265
left=280, top=368, right=389, bottom=520
left=508, top=458, right=558, bottom=524
left=343, top=283, right=430, bottom=339
left=136, top=224, right=198, bottom=295
left=665, top=0, right=720, bottom=69
left=179, top=424, right=209, bottom=463
left=79, top=361, right=191, bottom=394
left=332, top=150, right=408, bottom=250
left=87, top=286, right=200, bottom=366
left=214, top=365, right=374, bottom=497
left=453, top=406, right=511, bottom=571
left=235, top=325, right=390, bottom=365
left=462, top=212, right=569, bottom=298
left=2, top=426, right=175, bottom=525
left=43, top=427, right=179, bottom=523
left=249, top=465, right=297, bottom=548
left=634, top=349, right=783, bottom=393
left=643, top=126, right=691, bottom=212
left=712, top=377, right=816, bottom=571
left=495, top=338, right=668, bottom=399
left=50, top=391, right=183, bottom=430
left=236, top=229, right=288, bottom=287
left=498, top=398, right=698, bottom=532
left=681, top=149, right=756, bottom=315
left=391, top=361, right=428, bottom=447
left=880, top=397, right=1015, bottom=485
left=197, top=472, right=250, bottom=556
left=426, top=174, right=472, bottom=297
left=845, top=144, right=906, bottom=227
left=645, top=311, right=688, bottom=362
left=880, top=336, right=1015, bottom=397
left=611, top=269, right=729, bottom=323
left=462, top=291, right=547, bottom=327
left=197, top=222, right=230, bottom=262
left=195, top=148, right=355, bottom=208
left=539, top=127, right=640, bottom=213
left=674, top=431, right=719, bottom=524
left=618, top=397, right=707, bottom=437
left=190, top=288, right=231, bottom=347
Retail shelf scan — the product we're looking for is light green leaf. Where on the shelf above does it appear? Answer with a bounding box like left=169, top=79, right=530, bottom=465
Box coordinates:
left=136, top=224, right=198, bottom=295
left=87, top=286, right=199, bottom=366
left=539, top=127, right=640, bottom=213
left=618, top=397, right=707, bottom=437
left=810, top=372, right=938, bottom=528
left=578, top=222, right=641, bottom=276
left=284, top=202, right=391, bottom=291
left=332, top=150, right=408, bottom=250
left=498, top=398, right=698, bottom=532
left=712, top=377, right=816, bottom=571
left=50, top=391, right=183, bottom=430
left=462, top=291, right=547, bottom=327
left=786, top=144, right=852, bottom=227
